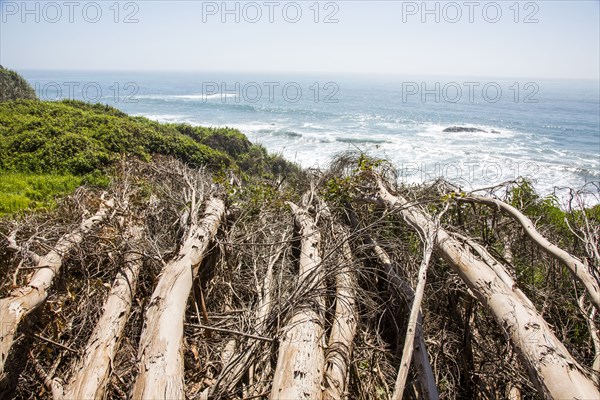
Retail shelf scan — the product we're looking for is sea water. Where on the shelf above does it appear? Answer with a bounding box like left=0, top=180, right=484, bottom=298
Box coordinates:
left=22, top=70, right=600, bottom=203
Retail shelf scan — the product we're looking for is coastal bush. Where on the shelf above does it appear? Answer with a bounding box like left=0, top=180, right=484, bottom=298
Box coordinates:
left=0, top=66, right=37, bottom=102
left=0, top=99, right=299, bottom=215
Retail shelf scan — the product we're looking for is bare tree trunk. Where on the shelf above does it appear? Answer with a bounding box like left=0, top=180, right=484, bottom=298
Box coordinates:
left=368, top=178, right=600, bottom=399
left=453, top=233, right=533, bottom=309
left=391, top=231, right=434, bottom=400
left=323, top=234, right=358, bottom=400
left=347, top=208, right=439, bottom=400
left=460, top=195, right=600, bottom=311
left=64, top=223, right=144, bottom=400
left=270, top=201, right=325, bottom=400
left=0, top=197, right=114, bottom=377
left=131, top=195, right=225, bottom=400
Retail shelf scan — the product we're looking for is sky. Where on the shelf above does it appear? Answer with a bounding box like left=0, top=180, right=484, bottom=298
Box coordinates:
left=1, top=0, right=599, bottom=80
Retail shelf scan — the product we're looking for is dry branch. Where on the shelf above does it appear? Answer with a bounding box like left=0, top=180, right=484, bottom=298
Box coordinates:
left=323, top=230, right=358, bottom=400
left=459, top=195, right=600, bottom=311
left=64, top=223, right=144, bottom=400
left=202, top=235, right=287, bottom=399
left=347, top=208, right=439, bottom=399
left=391, top=230, right=434, bottom=400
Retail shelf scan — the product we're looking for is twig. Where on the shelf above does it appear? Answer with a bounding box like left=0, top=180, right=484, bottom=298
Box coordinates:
left=5, top=230, right=42, bottom=264
left=242, top=390, right=270, bottom=399
left=12, top=259, right=24, bottom=287
left=32, top=333, right=80, bottom=354
left=184, top=323, right=274, bottom=342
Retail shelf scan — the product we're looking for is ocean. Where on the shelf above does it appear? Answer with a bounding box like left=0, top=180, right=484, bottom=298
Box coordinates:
left=21, top=70, right=600, bottom=201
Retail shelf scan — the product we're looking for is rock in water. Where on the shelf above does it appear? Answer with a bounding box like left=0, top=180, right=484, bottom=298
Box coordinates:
left=443, top=126, right=487, bottom=133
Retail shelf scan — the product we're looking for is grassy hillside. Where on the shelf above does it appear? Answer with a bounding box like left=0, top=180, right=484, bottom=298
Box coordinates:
left=0, top=99, right=297, bottom=215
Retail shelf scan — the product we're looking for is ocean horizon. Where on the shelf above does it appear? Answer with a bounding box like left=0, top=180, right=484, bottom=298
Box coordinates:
left=21, top=70, right=600, bottom=203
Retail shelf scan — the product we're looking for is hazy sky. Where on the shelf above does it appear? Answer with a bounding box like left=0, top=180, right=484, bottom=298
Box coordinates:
left=1, top=0, right=599, bottom=79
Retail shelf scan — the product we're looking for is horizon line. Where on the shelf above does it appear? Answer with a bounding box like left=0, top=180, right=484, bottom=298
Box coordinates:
left=12, top=67, right=600, bottom=83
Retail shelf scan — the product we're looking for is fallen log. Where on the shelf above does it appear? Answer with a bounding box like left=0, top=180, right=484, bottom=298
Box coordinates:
left=130, top=194, right=225, bottom=399
left=0, top=196, right=114, bottom=378
left=365, top=177, right=600, bottom=399
left=270, top=201, right=325, bottom=400
left=459, top=195, right=600, bottom=311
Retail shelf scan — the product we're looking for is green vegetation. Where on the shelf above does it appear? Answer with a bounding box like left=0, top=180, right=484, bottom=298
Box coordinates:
left=0, top=100, right=227, bottom=174
left=0, top=66, right=37, bottom=102
left=0, top=99, right=298, bottom=216
left=0, top=173, right=82, bottom=216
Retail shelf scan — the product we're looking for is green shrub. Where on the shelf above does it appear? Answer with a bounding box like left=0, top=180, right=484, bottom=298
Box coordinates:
left=0, top=66, right=37, bottom=102
left=0, top=99, right=301, bottom=214
left=0, top=100, right=230, bottom=174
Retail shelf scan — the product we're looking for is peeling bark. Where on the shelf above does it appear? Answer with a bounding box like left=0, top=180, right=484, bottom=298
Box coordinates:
left=370, top=179, right=600, bottom=399
left=460, top=195, right=600, bottom=311
left=64, top=223, right=144, bottom=400
left=0, top=197, right=114, bottom=377
left=131, top=196, right=225, bottom=400
left=270, top=201, right=325, bottom=400
left=453, top=233, right=533, bottom=309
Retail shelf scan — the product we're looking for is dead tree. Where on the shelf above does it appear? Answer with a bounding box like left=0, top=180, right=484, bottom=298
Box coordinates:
left=131, top=190, right=225, bottom=399
left=0, top=196, right=114, bottom=378
left=391, top=228, right=435, bottom=400
left=63, top=222, right=144, bottom=400
left=459, top=195, right=600, bottom=311
left=323, top=227, right=358, bottom=400
left=270, top=200, right=325, bottom=400
left=347, top=208, right=439, bottom=399
left=365, top=176, right=600, bottom=399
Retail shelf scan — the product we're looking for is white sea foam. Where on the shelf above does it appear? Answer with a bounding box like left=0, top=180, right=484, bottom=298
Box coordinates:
left=132, top=108, right=598, bottom=203
left=133, top=113, right=194, bottom=123
left=137, top=94, right=237, bottom=101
